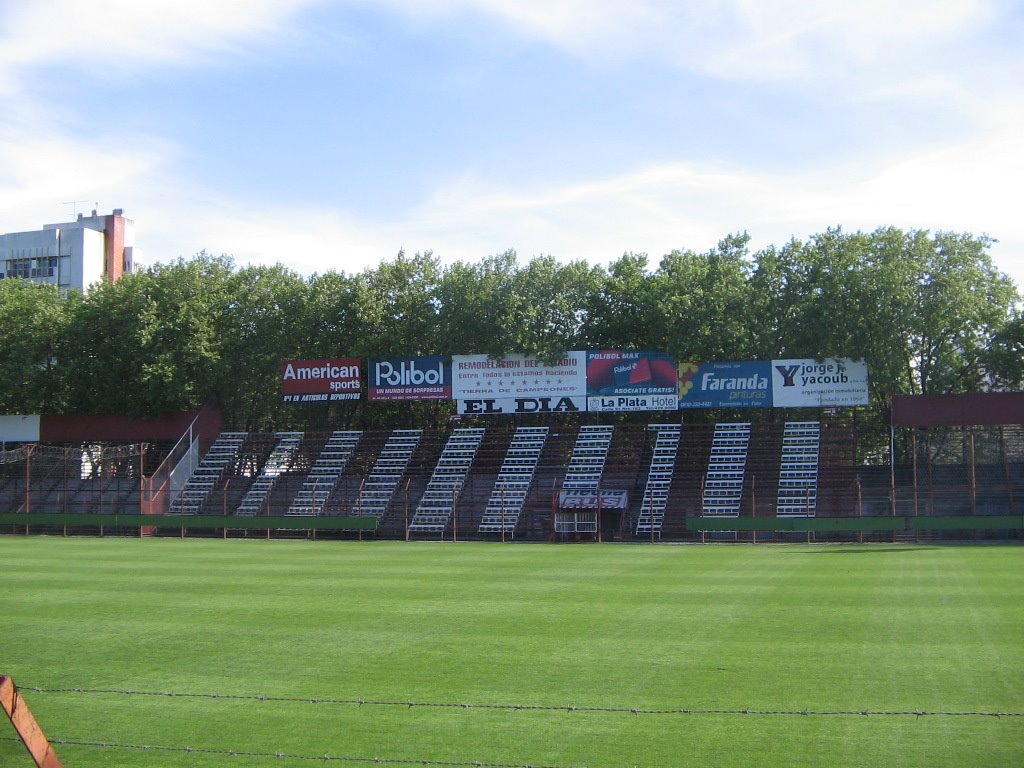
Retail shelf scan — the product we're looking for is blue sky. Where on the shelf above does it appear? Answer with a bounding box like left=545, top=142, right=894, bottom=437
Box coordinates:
left=1, top=0, right=1022, bottom=290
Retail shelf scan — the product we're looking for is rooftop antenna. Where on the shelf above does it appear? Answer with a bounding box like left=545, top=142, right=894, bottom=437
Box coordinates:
left=61, top=200, right=98, bottom=218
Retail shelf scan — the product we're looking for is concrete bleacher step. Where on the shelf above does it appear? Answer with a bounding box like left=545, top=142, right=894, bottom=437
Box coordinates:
left=776, top=421, right=820, bottom=518
left=408, top=428, right=485, bottom=534
left=170, top=431, right=249, bottom=514
left=636, top=424, right=682, bottom=537
left=479, top=426, right=549, bottom=536
left=349, top=429, right=422, bottom=523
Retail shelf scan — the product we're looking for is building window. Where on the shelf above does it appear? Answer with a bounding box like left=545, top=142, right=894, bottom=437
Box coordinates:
left=7, top=258, right=31, bottom=278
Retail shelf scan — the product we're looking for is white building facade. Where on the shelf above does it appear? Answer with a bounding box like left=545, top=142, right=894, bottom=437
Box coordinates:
left=0, top=208, right=139, bottom=291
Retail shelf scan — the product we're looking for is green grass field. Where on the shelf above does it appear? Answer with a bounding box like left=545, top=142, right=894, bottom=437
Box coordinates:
left=1, top=537, right=1022, bottom=767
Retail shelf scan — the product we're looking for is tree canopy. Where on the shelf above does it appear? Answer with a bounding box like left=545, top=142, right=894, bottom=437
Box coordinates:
left=0, top=227, right=1018, bottom=435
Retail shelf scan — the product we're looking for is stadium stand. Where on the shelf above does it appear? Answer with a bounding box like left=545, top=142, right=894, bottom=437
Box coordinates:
left=635, top=424, right=682, bottom=538
left=701, top=422, right=751, bottom=517
left=351, top=429, right=422, bottom=521
left=775, top=421, right=820, bottom=517
left=170, top=432, right=247, bottom=514
left=234, top=432, right=303, bottom=516
left=407, top=427, right=485, bottom=534
left=478, top=425, right=549, bottom=537
left=287, top=430, right=362, bottom=515
left=562, top=425, right=614, bottom=490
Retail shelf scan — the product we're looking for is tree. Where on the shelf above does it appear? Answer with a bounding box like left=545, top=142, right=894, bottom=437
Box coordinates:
left=0, top=280, right=72, bottom=413
left=218, top=263, right=310, bottom=429
left=585, top=253, right=658, bottom=349
left=653, top=233, right=755, bottom=362
left=984, top=313, right=1024, bottom=390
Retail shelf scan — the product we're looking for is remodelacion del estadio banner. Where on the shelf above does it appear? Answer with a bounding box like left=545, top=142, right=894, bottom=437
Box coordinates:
left=282, top=354, right=869, bottom=410
left=451, top=353, right=587, bottom=414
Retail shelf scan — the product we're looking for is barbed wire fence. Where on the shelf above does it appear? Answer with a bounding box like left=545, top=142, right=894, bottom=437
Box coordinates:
left=6, top=684, right=1020, bottom=767
left=19, top=685, right=1024, bottom=719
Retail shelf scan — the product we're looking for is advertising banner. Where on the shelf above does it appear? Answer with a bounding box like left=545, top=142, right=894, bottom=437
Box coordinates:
left=368, top=356, right=451, bottom=401
left=558, top=489, right=629, bottom=510
left=586, top=350, right=679, bottom=411
left=678, top=361, right=772, bottom=409
left=770, top=358, right=869, bottom=407
left=452, top=352, right=587, bottom=415
left=281, top=358, right=361, bottom=403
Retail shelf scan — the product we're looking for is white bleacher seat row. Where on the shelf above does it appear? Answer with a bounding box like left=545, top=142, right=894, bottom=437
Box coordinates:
left=478, top=426, right=549, bottom=537
left=234, top=432, right=304, bottom=516
left=170, top=432, right=248, bottom=514
left=636, top=424, right=682, bottom=538
left=408, top=428, right=486, bottom=533
left=351, top=429, right=422, bottom=521
left=701, top=423, right=750, bottom=518
left=776, top=421, right=820, bottom=517
left=286, top=430, right=362, bottom=515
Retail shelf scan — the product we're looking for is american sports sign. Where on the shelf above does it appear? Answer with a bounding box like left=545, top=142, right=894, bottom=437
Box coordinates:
left=281, top=358, right=361, bottom=403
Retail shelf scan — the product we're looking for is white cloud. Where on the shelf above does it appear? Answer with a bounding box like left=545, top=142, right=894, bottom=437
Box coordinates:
left=370, top=0, right=1002, bottom=82
left=0, top=0, right=319, bottom=94
left=157, top=113, right=1022, bottom=287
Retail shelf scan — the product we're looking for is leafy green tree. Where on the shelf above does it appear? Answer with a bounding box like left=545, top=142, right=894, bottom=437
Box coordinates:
left=436, top=250, right=528, bottom=356
left=983, top=314, right=1024, bottom=390
left=218, top=263, right=310, bottom=429
left=59, top=272, right=157, bottom=415
left=349, top=250, right=442, bottom=356
left=585, top=253, right=658, bottom=349
left=0, top=280, right=72, bottom=413
left=503, top=256, right=604, bottom=360
left=653, top=233, right=755, bottom=362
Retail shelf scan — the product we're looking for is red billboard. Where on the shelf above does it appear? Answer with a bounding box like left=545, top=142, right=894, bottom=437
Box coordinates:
left=281, top=358, right=361, bottom=402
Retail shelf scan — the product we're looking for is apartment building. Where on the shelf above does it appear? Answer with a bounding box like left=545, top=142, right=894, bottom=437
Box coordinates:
left=0, top=208, right=139, bottom=291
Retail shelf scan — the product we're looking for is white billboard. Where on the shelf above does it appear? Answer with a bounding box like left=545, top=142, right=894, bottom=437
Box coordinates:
left=452, top=352, right=587, bottom=415
left=770, top=358, right=870, bottom=407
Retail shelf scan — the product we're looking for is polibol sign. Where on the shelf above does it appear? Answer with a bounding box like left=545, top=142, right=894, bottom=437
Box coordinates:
left=368, top=356, right=452, bottom=401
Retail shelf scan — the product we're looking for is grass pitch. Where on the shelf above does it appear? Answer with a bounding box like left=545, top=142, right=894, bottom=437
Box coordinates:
left=1, top=537, right=1022, bottom=767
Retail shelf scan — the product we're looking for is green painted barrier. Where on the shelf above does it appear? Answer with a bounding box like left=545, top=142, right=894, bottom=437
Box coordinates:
left=688, top=516, right=904, bottom=532
left=908, top=515, right=1024, bottom=531
left=0, top=512, right=378, bottom=531
left=687, top=515, right=1023, bottom=533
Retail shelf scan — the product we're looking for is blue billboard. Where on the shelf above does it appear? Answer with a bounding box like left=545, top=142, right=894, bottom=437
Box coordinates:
left=677, top=360, right=772, bottom=409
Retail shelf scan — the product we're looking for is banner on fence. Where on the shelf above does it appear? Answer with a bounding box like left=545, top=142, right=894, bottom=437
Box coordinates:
left=452, top=352, right=587, bottom=415
left=586, top=350, right=678, bottom=411
left=281, top=358, right=361, bottom=403
left=678, top=358, right=869, bottom=408
left=678, top=360, right=772, bottom=409
left=770, top=358, right=869, bottom=407
left=368, top=356, right=451, bottom=401
left=558, top=489, right=629, bottom=509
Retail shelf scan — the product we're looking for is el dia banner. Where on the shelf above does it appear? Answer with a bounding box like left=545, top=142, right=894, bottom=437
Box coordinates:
left=281, top=358, right=361, bottom=403
left=368, top=356, right=452, bottom=401
left=586, top=350, right=678, bottom=411
left=452, top=352, right=587, bottom=415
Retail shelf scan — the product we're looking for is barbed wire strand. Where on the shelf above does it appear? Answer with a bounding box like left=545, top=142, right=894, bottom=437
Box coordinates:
left=24, top=686, right=1023, bottom=718
left=2, top=736, right=579, bottom=768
